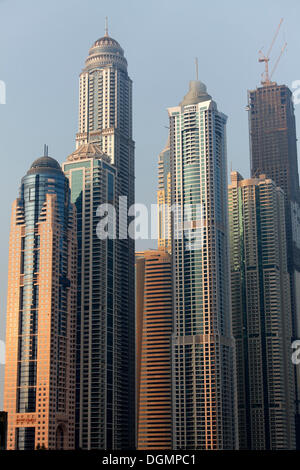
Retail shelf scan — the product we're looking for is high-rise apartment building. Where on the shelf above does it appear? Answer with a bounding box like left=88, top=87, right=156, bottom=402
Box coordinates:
left=169, top=80, right=237, bottom=449
left=157, top=139, right=171, bottom=253
left=248, top=84, right=299, bottom=203
left=248, top=82, right=300, bottom=441
left=65, top=26, right=135, bottom=449
left=248, top=83, right=300, bottom=274
left=228, top=171, right=295, bottom=449
left=136, top=250, right=172, bottom=450
left=63, top=143, right=116, bottom=450
left=4, top=150, right=77, bottom=450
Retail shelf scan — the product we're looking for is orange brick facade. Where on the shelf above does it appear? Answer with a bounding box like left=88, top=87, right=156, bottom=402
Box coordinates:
left=136, top=250, right=172, bottom=450
left=4, top=189, right=77, bottom=450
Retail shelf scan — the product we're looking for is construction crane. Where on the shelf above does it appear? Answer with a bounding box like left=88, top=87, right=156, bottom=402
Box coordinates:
left=258, top=18, right=284, bottom=85
left=270, top=41, right=287, bottom=80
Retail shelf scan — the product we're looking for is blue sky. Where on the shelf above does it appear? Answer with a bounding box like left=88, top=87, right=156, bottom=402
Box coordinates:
left=0, top=0, right=300, bottom=405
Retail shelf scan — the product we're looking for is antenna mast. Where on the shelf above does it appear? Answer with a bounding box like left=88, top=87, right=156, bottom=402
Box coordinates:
left=195, top=57, right=199, bottom=81
left=105, top=16, right=108, bottom=36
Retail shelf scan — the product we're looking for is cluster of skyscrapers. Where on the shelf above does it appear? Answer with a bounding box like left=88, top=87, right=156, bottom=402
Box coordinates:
left=2, top=25, right=300, bottom=450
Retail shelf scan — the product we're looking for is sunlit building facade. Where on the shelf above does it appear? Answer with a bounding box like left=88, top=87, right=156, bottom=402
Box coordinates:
left=4, top=151, right=77, bottom=450
left=157, top=139, right=171, bottom=253
left=67, top=26, right=135, bottom=449
left=169, top=80, right=237, bottom=449
left=136, top=250, right=172, bottom=450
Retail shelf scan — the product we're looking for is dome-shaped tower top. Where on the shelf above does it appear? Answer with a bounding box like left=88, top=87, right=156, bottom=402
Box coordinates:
left=27, top=145, right=62, bottom=175
left=85, top=19, right=127, bottom=71
left=92, top=35, right=124, bottom=53
left=180, top=80, right=211, bottom=107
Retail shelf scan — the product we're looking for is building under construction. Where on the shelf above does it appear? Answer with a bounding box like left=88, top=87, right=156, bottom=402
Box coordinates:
left=247, top=19, right=300, bottom=447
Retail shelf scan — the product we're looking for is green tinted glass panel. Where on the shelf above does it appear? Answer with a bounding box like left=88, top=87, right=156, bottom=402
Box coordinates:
left=70, top=169, right=83, bottom=203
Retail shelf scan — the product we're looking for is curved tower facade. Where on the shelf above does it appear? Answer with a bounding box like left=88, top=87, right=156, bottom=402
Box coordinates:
left=169, top=81, right=237, bottom=449
left=68, top=28, right=135, bottom=449
left=4, top=151, right=77, bottom=449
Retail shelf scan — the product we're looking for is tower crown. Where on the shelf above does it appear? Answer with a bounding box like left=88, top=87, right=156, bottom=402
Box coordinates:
left=27, top=155, right=62, bottom=175
left=85, top=33, right=127, bottom=71
left=67, top=143, right=111, bottom=163
left=180, top=80, right=211, bottom=106
left=92, top=35, right=124, bottom=54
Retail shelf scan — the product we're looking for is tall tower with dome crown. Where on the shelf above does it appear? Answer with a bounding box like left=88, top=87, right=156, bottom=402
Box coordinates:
left=4, top=150, right=77, bottom=450
left=64, top=24, right=135, bottom=450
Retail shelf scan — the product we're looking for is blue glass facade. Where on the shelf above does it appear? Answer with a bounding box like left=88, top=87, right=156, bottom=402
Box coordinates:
left=17, top=163, right=71, bottom=419
left=4, top=153, right=77, bottom=450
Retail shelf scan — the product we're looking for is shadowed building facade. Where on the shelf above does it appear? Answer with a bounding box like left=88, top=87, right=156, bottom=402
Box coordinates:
left=169, top=80, right=237, bottom=449
left=0, top=412, right=7, bottom=450
left=248, top=83, right=300, bottom=441
left=228, top=171, right=295, bottom=449
left=136, top=250, right=172, bottom=450
left=248, top=84, right=299, bottom=203
left=4, top=151, right=77, bottom=450
left=63, top=143, right=117, bottom=450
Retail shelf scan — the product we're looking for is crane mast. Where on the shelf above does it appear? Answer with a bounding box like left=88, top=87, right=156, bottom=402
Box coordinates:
left=258, top=18, right=287, bottom=85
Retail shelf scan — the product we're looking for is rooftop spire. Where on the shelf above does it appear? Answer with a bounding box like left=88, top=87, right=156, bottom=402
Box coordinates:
left=44, top=144, right=48, bottom=157
left=105, top=16, right=109, bottom=37
left=195, top=57, right=199, bottom=81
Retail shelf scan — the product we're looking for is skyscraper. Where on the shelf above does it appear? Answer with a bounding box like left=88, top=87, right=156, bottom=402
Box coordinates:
left=248, top=83, right=300, bottom=275
left=248, top=84, right=299, bottom=203
left=63, top=143, right=116, bottom=449
left=228, top=171, right=295, bottom=449
left=4, top=150, right=77, bottom=450
left=157, top=139, right=171, bottom=253
left=169, top=80, right=237, bottom=449
left=248, top=82, right=300, bottom=441
left=65, top=25, right=135, bottom=449
left=136, top=250, right=172, bottom=450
